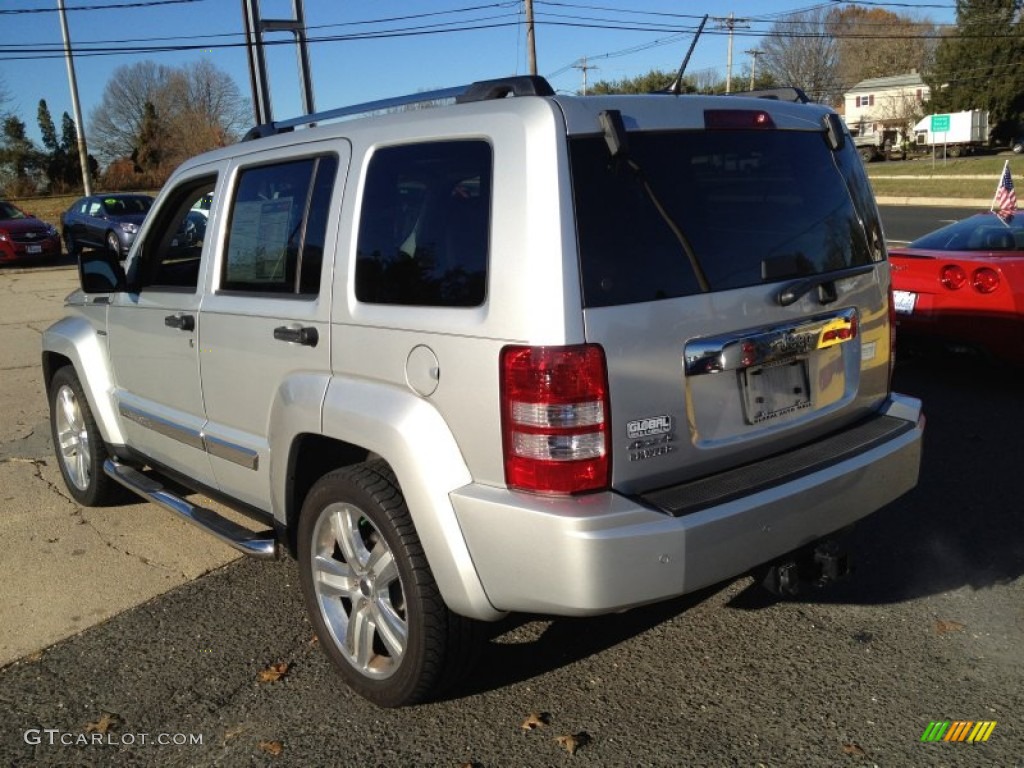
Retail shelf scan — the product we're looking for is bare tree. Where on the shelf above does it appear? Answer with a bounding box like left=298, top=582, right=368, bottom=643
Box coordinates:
left=89, top=59, right=250, bottom=178
left=89, top=61, right=175, bottom=166
left=757, top=7, right=841, bottom=104
left=831, top=6, right=938, bottom=92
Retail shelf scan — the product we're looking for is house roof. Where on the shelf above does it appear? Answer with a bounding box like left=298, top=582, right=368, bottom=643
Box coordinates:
left=848, top=73, right=926, bottom=93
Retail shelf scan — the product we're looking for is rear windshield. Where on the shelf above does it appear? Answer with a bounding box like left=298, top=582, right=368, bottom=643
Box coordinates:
left=570, top=129, right=880, bottom=307
left=909, top=213, right=1024, bottom=251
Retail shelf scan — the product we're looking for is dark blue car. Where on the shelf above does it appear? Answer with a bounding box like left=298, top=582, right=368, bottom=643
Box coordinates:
left=61, top=193, right=154, bottom=259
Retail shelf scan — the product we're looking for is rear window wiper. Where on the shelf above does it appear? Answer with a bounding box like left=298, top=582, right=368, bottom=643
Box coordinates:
left=599, top=109, right=711, bottom=293
left=776, top=263, right=875, bottom=306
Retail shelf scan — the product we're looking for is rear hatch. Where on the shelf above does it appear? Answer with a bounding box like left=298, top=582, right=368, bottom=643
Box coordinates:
left=561, top=96, right=893, bottom=495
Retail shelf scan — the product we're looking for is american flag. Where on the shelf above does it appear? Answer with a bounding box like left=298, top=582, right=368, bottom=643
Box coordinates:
left=993, top=162, right=1017, bottom=215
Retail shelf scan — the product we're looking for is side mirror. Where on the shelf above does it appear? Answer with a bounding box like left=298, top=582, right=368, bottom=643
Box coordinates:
left=79, top=250, right=126, bottom=293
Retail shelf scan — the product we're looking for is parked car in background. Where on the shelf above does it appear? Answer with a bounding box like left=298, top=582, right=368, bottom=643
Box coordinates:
left=0, top=200, right=62, bottom=264
left=61, top=193, right=154, bottom=259
left=889, top=211, right=1024, bottom=365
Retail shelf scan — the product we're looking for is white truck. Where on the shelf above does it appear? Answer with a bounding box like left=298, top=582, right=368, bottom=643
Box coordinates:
left=914, top=110, right=989, bottom=157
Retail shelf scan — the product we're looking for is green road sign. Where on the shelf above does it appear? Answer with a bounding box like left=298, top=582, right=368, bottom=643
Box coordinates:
left=931, top=114, right=950, bottom=132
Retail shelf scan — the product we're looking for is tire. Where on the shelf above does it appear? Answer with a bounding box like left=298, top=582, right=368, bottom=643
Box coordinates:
left=106, top=231, right=121, bottom=259
left=49, top=366, right=119, bottom=506
left=64, top=231, right=79, bottom=257
left=297, top=460, right=480, bottom=707
left=948, top=145, right=962, bottom=158
left=858, top=147, right=874, bottom=163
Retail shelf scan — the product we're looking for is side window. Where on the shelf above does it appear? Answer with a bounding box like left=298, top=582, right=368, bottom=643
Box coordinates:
left=130, top=176, right=216, bottom=292
left=221, top=155, right=338, bottom=296
left=355, top=141, right=491, bottom=307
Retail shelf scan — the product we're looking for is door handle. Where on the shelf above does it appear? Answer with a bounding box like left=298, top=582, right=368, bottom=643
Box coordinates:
left=164, top=313, right=195, bottom=332
left=273, top=325, right=318, bottom=347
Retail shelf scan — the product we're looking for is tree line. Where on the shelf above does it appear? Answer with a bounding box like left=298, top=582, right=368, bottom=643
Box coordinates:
left=588, top=0, right=1023, bottom=144
left=0, top=58, right=249, bottom=198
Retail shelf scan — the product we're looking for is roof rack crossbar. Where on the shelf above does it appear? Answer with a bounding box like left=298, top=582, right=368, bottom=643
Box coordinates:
left=244, top=75, right=556, bottom=141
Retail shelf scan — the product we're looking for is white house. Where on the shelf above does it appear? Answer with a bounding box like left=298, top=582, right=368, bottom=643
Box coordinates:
left=843, top=73, right=930, bottom=141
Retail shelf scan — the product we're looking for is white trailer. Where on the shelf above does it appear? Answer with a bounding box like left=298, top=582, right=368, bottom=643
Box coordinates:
left=914, top=110, right=989, bottom=157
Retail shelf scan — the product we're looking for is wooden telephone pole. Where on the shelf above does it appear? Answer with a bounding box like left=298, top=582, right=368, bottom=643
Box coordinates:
left=524, top=0, right=537, bottom=75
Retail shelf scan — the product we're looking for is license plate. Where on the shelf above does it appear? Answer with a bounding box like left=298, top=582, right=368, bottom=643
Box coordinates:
left=26, top=244, right=42, bottom=254
left=893, top=290, right=917, bottom=315
left=742, top=358, right=811, bottom=425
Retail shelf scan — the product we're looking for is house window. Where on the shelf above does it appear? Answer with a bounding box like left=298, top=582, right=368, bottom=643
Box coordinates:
left=916, top=89, right=923, bottom=103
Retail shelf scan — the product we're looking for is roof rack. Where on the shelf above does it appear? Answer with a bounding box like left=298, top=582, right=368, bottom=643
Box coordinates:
left=243, top=75, right=555, bottom=141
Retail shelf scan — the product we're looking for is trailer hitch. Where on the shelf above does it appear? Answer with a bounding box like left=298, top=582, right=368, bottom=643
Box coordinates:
left=760, top=540, right=852, bottom=597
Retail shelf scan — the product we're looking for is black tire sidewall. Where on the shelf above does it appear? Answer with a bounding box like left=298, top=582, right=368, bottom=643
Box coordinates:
left=296, top=464, right=442, bottom=707
left=49, top=367, right=114, bottom=506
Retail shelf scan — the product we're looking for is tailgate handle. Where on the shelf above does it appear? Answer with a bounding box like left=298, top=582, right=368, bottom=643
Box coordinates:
left=274, top=325, right=318, bottom=347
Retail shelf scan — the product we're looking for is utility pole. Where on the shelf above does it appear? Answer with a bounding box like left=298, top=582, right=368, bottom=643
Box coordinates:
left=573, top=57, right=597, bottom=95
left=57, top=0, right=92, bottom=196
left=712, top=13, right=750, bottom=94
left=524, top=0, right=537, bottom=76
left=746, top=49, right=764, bottom=91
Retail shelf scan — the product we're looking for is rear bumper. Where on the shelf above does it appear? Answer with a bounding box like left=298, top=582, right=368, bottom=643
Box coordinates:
left=450, top=393, right=923, bottom=617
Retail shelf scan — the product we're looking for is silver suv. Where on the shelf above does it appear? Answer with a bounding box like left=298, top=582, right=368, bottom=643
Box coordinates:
left=42, top=76, right=923, bottom=707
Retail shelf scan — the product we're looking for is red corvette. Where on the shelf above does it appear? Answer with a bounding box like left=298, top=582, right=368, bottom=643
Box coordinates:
left=888, top=211, right=1024, bottom=365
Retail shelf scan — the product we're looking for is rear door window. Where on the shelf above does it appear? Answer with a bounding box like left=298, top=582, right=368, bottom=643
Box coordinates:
left=355, top=140, right=491, bottom=307
left=570, top=130, right=877, bottom=308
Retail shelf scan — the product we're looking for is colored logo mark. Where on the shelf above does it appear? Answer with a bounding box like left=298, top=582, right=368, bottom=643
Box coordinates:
left=920, top=721, right=997, bottom=743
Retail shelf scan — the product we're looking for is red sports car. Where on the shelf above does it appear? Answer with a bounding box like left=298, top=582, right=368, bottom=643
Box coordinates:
left=0, top=201, right=62, bottom=264
left=888, top=211, right=1024, bottom=365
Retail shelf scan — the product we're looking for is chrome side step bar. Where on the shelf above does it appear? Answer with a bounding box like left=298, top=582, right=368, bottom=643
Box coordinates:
left=104, top=459, right=279, bottom=560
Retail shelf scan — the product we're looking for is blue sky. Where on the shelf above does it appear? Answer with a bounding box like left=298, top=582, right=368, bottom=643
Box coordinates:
left=0, top=0, right=955, bottom=145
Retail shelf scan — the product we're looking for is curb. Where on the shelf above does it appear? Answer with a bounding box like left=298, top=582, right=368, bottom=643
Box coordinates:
left=875, top=196, right=991, bottom=207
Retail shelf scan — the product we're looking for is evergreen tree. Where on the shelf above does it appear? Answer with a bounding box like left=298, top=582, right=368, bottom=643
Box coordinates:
left=926, top=0, right=1024, bottom=141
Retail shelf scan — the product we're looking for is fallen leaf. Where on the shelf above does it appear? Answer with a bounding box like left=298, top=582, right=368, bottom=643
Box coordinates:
left=258, top=740, right=284, bottom=756
left=308, top=634, right=320, bottom=648
left=555, top=731, right=591, bottom=755
left=257, top=661, right=290, bottom=683
left=842, top=742, right=866, bottom=756
left=521, top=712, right=550, bottom=731
left=935, top=619, right=966, bottom=635
left=84, top=712, right=122, bottom=734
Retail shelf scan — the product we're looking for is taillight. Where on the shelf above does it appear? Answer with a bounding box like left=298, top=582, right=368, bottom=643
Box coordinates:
left=704, top=109, right=775, bottom=130
left=500, top=344, right=611, bottom=494
left=940, top=264, right=967, bottom=290
left=972, top=267, right=1000, bottom=294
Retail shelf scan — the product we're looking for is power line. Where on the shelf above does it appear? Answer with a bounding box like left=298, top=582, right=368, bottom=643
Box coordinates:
left=0, top=0, right=204, bottom=14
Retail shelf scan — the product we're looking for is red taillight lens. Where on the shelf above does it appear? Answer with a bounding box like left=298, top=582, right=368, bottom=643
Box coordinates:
left=972, top=267, right=1000, bottom=294
left=500, top=344, right=610, bottom=494
left=940, top=264, right=967, bottom=290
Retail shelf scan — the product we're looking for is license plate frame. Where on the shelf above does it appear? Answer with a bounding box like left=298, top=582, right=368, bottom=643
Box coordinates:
left=742, top=357, right=812, bottom=425
left=26, top=244, right=42, bottom=254
left=893, top=290, right=917, bottom=315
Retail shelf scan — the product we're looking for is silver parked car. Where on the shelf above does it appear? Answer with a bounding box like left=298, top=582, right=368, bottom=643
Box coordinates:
left=42, top=76, right=923, bottom=707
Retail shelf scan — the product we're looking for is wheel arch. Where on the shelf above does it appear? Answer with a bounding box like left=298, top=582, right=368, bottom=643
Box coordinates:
left=42, top=316, right=125, bottom=446
left=284, top=376, right=503, bottom=622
